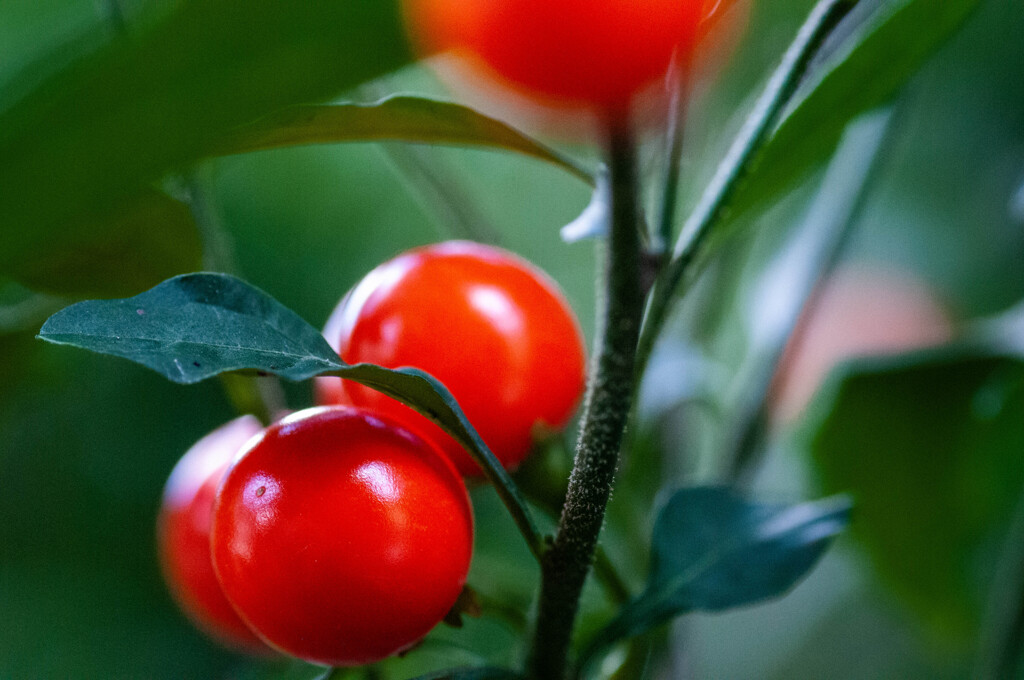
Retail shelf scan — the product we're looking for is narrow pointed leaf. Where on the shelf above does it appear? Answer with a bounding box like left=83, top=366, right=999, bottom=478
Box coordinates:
left=728, top=0, right=980, bottom=219
left=217, top=96, right=593, bottom=185
left=583, top=487, right=850, bottom=667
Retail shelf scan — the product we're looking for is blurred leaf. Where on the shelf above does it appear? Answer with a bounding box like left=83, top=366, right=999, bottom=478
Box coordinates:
left=582, top=486, right=850, bottom=668
left=1011, top=178, right=1024, bottom=224
left=408, top=668, right=524, bottom=680
left=0, top=0, right=410, bottom=288
left=217, top=96, right=593, bottom=185
left=8, top=188, right=202, bottom=298
left=37, top=273, right=541, bottom=555
left=729, top=0, right=981, bottom=219
left=804, top=347, right=1024, bottom=639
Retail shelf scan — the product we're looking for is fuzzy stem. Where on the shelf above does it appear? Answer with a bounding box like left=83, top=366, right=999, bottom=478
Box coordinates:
left=527, top=121, right=644, bottom=679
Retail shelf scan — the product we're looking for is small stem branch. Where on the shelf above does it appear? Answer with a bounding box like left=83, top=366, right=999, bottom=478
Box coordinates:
left=528, top=121, right=644, bottom=679
left=593, top=546, right=632, bottom=606
left=635, top=0, right=856, bottom=381
left=655, top=61, right=690, bottom=254
left=378, top=142, right=504, bottom=245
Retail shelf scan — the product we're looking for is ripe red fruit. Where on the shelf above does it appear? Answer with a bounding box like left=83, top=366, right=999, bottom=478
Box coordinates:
left=210, top=406, right=474, bottom=667
left=402, top=0, right=716, bottom=115
left=157, top=415, right=269, bottom=653
left=316, top=241, right=587, bottom=476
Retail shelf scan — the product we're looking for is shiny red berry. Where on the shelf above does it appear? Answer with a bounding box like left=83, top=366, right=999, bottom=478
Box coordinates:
left=317, top=241, right=586, bottom=476
left=210, top=406, right=474, bottom=667
left=157, top=415, right=270, bottom=653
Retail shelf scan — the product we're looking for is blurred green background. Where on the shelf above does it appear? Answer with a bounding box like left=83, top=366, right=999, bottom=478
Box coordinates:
left=1, top=0, right=1023, bottom=678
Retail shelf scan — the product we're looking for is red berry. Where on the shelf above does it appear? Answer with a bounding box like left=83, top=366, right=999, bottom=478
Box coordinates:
left=402, top=0, right=717, bottom=115
left=316, top=241, right=586, bottom=476
left=157, top=415, right=269, bottom=653
left=210, top=406, right=474, bottom=667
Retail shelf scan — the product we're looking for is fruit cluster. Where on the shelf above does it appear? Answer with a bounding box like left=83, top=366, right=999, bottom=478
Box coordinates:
left=156, top=242, right=585, bottom=666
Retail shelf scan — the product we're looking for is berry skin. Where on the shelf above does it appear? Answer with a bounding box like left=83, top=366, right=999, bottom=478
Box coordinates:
left=402, top=0, right=711, bottom=114
left=316, top=241, right=587, bottom=476
left=210, top=406, right=474, bottom=667
left=157, top=415, right=270, bottom=653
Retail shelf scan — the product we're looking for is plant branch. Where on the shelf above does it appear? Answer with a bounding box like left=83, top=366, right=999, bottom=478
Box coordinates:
left=635, top=0, right=857, bottom=381
left=528, top=121, right=644, bottom=679
left=655, top=60, right=691, bottom=254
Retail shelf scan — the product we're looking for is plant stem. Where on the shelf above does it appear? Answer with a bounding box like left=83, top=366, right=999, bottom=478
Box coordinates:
left=634, top=0, right=856, bottom=382
left=378, top=142, right=504, bottom=245
left=655, top=61, right=690, bottom=254
left=528, top=121, right=644, bottom=679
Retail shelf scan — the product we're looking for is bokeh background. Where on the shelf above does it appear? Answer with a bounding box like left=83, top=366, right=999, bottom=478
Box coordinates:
left=1, top=0, right=1022, bottom=678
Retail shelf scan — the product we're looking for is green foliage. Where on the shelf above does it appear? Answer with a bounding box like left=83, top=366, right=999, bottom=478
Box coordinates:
left=8, top=188, right=203, bottom=297
left=38, top=272, right=542, bottom=558
left=805, top=347, right=1024, bottom=640
left=407, top=669, right=524, bottom=680
left=581, top=487, right=850, bottom=670
left=727, top=0, right=982, bottom=224
left=0, top=0, right=410, bottom=293
left=39, top=273, right=345, bottom=383
left=2, top=0, right=1019, bottom=676
left=217, top=96, right=593, bottom=185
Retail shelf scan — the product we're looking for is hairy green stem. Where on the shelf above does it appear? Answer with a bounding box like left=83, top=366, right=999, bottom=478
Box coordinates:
left=635, top=0, right=856, bottom=381
left=528, top=122, right=644, bottom=679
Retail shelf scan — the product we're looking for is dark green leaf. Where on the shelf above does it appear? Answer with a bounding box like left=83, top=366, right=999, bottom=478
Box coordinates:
left=805, top=346, right=1024, bottom=640
left=408, top=668, right=523, bottom=680
left=38, top=273, right=340, bottom=383
left=7, top=188, right=202, bottom=298
left=216, top=96, right=593, bottom=185
left=729, top=0, right=981, bottom=219
left=37, top=273, right=542, bottom=556
left=0, top=0, right=410, bottom=286
left=582, top=487, right=850, bottom=667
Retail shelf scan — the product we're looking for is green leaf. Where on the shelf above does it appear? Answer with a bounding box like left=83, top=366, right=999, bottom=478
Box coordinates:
left=38, top=273, right=340, bottom=383
left=0, top=0, right=410, bottom=287
left=7, top=188, right=202, bottom=298
left=582, top=487, right=850, bottom=668
left=37, top=273, right=543, bottom=559
left=216, top=96, right=593, bottom=185
left=729, top=0, right=981, bottom=219
left=408, top=668, right=524, bottom=680
left=805, top=347, right=1024, bottom=640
